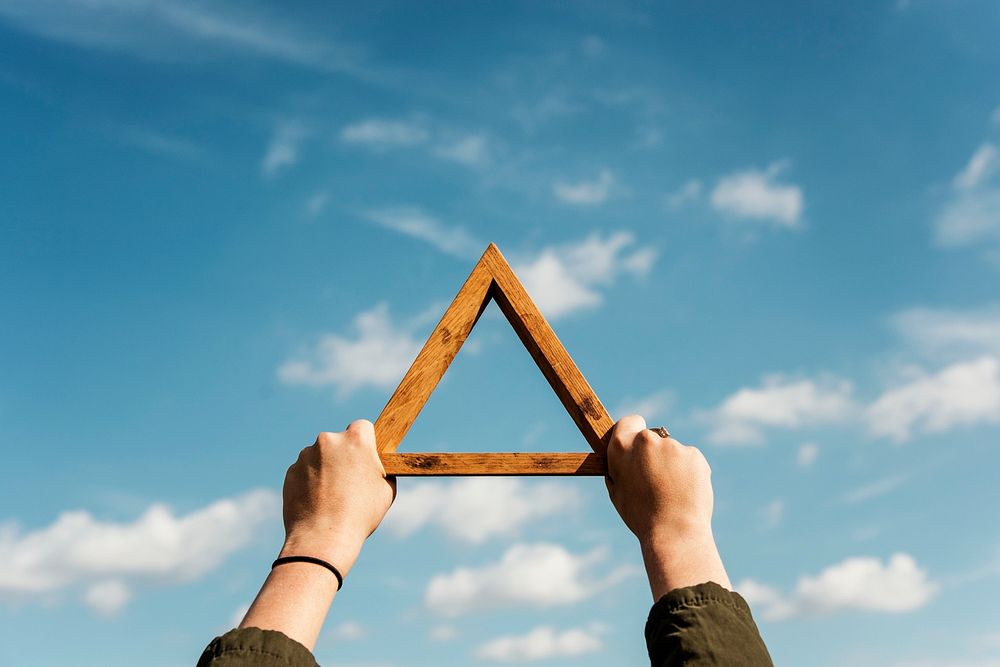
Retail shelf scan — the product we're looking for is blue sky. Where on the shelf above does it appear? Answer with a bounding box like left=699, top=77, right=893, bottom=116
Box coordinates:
left=2, top=1, right=1000, bottom=665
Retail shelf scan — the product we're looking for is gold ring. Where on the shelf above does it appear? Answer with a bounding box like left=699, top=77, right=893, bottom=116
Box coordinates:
left=650, top=426, right=670, bottom=438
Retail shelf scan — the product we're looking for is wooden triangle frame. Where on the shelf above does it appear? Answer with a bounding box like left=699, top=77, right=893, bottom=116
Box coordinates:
left=375, top=244, right=613, bottom=476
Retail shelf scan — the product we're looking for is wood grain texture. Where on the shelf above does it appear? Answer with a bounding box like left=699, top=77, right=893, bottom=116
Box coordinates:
left=482, top=244, right=614, bottom=454
left=371, top=243, right=613, bottom=475
left=380, top=453, right=607, bottom=476
left=373, top=252, right=493, bottom=453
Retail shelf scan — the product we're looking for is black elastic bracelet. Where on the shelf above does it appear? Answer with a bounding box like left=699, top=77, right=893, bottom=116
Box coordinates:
left=272, top=556, right=344, bottom=590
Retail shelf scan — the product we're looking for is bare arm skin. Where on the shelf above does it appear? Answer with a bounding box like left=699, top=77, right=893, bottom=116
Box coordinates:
left=238, top=419, right=395, bottom=650
left=605, top=415, right=731, bottom=600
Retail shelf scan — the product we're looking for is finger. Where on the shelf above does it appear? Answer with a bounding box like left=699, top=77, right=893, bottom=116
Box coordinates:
left=610, top=414, right=647, bottom=449
left=345, top=419, right=376, bottom=447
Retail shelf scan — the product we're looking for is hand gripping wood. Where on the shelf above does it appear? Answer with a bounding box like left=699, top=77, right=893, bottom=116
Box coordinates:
left=374, top=244, right=614, bottom=476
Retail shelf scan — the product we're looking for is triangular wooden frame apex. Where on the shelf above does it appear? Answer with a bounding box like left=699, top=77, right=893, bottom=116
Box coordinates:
left=374, top=244, right=614, bottom=476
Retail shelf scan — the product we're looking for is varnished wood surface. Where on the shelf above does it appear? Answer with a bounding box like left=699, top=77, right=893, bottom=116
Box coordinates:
left=380, top=452, right=608, bottom=476
left=374, top=256, right=493, bottom=453
left=483, top=244, right=614, bottom=454
left=372, top=243, right=614, bottom=475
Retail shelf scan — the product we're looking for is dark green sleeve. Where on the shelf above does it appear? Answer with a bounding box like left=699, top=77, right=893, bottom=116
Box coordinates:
left=196, top=627, right=320, bottom=667
left=645, top=581, right=773, bottom=667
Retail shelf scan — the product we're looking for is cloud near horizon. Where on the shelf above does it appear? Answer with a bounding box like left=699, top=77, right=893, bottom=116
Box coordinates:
left=739, top=553, right=938, bottom=621
left=0, top=489, right=278, bottom=615
left=425, top=543, right=634, bottom=616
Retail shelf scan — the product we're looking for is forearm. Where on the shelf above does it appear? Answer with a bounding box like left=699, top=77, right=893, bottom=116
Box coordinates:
left=639, top=527, right=731, bottom=600
left=238, top=562, right=340, bottom=651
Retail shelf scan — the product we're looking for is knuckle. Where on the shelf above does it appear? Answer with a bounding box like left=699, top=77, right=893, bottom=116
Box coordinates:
left=316, top=432, right=335, bottom=446
left=635, top=429, right=658, bottom=447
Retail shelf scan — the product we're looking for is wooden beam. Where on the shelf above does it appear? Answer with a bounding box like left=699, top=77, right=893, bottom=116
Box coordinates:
left=380, top=452, right=607, bottom=476
left=374, top=251, right=493, bottom=453
left=482, top=244, right=614, bottom=455
left=371, top=243, right=616, bottom=476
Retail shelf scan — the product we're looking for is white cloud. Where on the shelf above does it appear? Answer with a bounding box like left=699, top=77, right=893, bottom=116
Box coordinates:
left=0, top=0, right=356, bottom=72
left=710, top=161, right=804, bottom=227
left=476, top=625, right=603, bottom=662
left=424, top=543, right=633, bottom=615
left=433, top=134, right=489, bottom=166
left=0, top=490, right=278, bottom=612
left=383, top=478, right=581, bottom=544
left=364, top=207, right=482, bottom=259
left=739, top=553, right=938, bottom=621
left=553, top=169, right=614, bottom=206
left=512, top=232, right=655, bottom=319
left=278, top=304, right=423, bottom=397
left=120, top=128, right=202, bottom=161
left=840, top=472, right=911, bottom=504
left=892, top=304, right=1000, bottom=359
left=666, top=179, right=703, bottom=207
left=429, top=625, right=457, bottom=641
left=701, top=374, right=855, bottom=445
left=796, top=442, right=820, bottom=467
left=305, top=191, right=330, bottom=219
left=614, top=390, right=674, bottom=422
left=953, top=143, right=999, bottom=191
left=935, top=191, right=1000, bottom=248
left=866, top=357, right=1000, bottom=442
left=330, top=621, right=365, bottom=641
left=936, top=143, right=1000, bottom=249
left=340, top=118, right=428, bottom=148
left=761, top=499, right=784, bottom=529
left=84, top=579, right=131, bottom=616
left=261, top=121, right=306, bottom=177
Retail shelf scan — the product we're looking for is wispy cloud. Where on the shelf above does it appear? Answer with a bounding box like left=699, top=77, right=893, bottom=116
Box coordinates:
left=0, top=0, right=362, bottom=72
left=553, top=169, right=615, bottom=206
left=476, top=624, right=605, bottom=662
left=0, top=489, right=278, bottom=615
left=840, top=471, right=912, bottom=504
left=425, top=543, right=634, bottom=616
left=340, top=118, right=428, bottom=149
left=119, top=128, right=202, bottom=161
left=739, top=553, right=938, bottom=621
left=891, top=304, right=1000, bottom=360
left=433, top=134, right=490, bottom=166
left=261, top=121, right=306, bottom=177
left=666, top=179, right=703, bottom=208
left=614, top=390, right=674, bottom=422
left=710, top=161, right=804, bottom=228
left=935, top=141, right=1000, bottom=251
left=305, top=191, right=330, bottom=219
left=699, top=374, right=855, bottom=445
left=796, top=442, right=820, bottom=467
left=953, top=144, right=999, bottom=192
left=278, top=304, right=424, bottom=398
left=383, top=478, right=581, bottom=544
left=364, top=207, right=483, bottom=259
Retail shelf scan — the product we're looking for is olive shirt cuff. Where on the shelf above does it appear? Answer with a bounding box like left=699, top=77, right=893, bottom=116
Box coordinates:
left=196, top=627, right=319, bottom=667
left=645, top=581, right=774, bottom=667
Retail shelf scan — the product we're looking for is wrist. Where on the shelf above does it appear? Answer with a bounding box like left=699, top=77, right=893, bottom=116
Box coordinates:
left=281, top=525, right=366, bottom=577
left=638, top=525, right=731, bottom=599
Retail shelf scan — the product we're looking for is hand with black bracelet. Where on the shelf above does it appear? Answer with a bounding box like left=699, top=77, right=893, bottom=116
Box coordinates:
left=238, top=420, right=396, bottom=651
